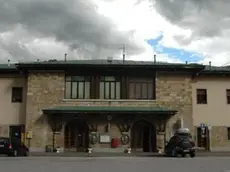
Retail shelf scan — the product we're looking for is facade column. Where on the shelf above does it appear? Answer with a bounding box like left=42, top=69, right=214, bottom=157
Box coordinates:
left=54, top=124, right=65, bottom=152
left=156, top=134, right=165, bottom=151
left=156, top=118, right=167, bottom=152
left=48, top=115, right=65, bottom=152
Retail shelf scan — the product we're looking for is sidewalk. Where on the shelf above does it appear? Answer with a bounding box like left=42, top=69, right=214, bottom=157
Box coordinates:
left=29, top=151, right=230, bottom=157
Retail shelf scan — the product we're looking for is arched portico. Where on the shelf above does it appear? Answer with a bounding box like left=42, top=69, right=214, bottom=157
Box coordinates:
left=131, top=119, right=157, bottom=152
left=64, top=119, right=89, bottom=152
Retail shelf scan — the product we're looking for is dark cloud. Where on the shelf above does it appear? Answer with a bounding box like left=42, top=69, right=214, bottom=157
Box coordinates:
left=0, top=0, right=146, bottom=61
left=151, top=0, right=230, bottom=44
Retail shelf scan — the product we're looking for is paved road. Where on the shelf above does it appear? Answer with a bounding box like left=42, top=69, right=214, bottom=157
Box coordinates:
left=1, top=156, right=230, bottom=172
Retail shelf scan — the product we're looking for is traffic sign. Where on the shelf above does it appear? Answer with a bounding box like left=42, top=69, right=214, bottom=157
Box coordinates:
left=200, top=123, right=206, bottom=129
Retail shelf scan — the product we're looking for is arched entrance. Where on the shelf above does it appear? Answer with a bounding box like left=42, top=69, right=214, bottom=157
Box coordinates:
left=64, top=119, right=89, bottom=152
left=131, top=120, right=157, bottom=152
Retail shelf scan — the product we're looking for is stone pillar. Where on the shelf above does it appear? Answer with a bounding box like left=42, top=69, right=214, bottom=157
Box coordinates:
left=55, top=132, right=65, bottom=152
left=155, top=118, right=168, bottom=152
left=156, top=133, right=165, bottom=151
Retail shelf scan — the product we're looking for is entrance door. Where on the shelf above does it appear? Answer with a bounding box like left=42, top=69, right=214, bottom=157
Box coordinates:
left=131, top=120, right=156, bottom=152
left=197, top=127, right=210, bottom=151
left=64, top=120, right=89, bottom=152
left=9, top=125, right=25, bottom=141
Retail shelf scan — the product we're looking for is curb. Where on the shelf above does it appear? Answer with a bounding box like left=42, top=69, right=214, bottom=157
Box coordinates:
left=28, top=152, right=230, bottom=157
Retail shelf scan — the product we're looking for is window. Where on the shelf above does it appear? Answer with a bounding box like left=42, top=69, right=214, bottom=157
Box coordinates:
left=226, top=89, right=230, bottom=104
left=11, top=87, right=23, bottom=103
left=0, top=138, right=9, bottom=144
left=227, top=127, right=230, bottom=140
left=196, top=89, right=207, bottom=104
left=65, top=76, right=90, bottom=99
left=99, top=76, right=120, bottom=99
left=128, top=78, right=155, bottom=100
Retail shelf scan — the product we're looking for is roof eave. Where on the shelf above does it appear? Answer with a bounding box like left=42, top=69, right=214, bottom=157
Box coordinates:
left=42, top=109, right=178, bottom=115
left=0, top=69, right=20, bottom=73
left=200, top=71, right=230, bottom=75
left=16, top=63, right=204, bottom=72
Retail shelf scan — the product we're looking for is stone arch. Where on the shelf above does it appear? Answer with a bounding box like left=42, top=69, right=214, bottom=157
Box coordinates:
left=64, top=119, right=89, bottom=152
left=131, top=119, right=157, bottom=152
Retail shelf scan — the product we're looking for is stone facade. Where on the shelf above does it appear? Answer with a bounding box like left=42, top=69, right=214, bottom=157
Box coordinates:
left=156, top=73, right=193, bottom=146
left=25, top=72, right=65, bottom=151
left=24, top=71, right=194, bottom=152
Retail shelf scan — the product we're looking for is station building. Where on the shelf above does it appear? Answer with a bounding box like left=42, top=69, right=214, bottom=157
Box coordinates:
left=0, top=59, right=229, bottom=152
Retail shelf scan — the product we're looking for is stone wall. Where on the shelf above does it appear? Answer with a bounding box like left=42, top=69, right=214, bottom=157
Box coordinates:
left=25, top=72, right=65, bottom=151
left=156, top=74, right=193, bottom=141
left=25, top=72, right=193, bottom=152
left=92, top=123, right=124, bottom=152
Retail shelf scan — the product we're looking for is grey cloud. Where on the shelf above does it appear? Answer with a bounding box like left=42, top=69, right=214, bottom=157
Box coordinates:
left=172, top=35, right=193, bottom=46
left=0, top=0, right=146, bottom=61
left=0, top=40, right=36, bottom=62
left=151, top=0, right=230, bottom=44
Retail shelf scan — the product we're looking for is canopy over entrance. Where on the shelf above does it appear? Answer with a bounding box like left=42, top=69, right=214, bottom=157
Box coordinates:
left=42, top=106, right=177, bottom=115
left=43, top=105, right=177, bottom=152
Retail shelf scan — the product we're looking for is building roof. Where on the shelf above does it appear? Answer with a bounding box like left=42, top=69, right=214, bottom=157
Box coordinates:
left=0, top=59, right=230, bottom=75
left=0, top=64, right=18, bottom=72
left=16, top=59, right=202, bottom=67
left=202, top=65, right=230, bottom=75
left=42, top=105, right=177, bottom=115
left=14, top=59, right=205, bottom=73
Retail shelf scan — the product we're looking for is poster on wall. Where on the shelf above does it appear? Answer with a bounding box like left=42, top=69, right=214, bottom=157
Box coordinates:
left=99, top=134, right=110, bottom=143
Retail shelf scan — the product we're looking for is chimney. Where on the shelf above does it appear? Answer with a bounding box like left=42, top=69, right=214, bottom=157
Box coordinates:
left=154, top=54, right=156, bottom=64
left=7, top=59, right=10, bottom=67
left=64, top=53, right=67, bottom=62
left=209, top=61, right=211, bottom=69
left=122, top=44, right=125, bottom=64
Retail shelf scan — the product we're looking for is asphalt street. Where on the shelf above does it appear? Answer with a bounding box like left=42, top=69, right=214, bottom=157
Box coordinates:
left=0, top=156, right=230, bottom=172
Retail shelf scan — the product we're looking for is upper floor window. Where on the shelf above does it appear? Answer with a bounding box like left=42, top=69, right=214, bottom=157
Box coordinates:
left=226, top=89, right=230, bottom=104
left=99, top=76, right=120, bottom=99
left=128, top=78, right=155, bottom=100
left=12, top=87, right=23, bottom=103
left=65, top=76, right=90, bottom=99
left=196, top=89, right=207, bottom=104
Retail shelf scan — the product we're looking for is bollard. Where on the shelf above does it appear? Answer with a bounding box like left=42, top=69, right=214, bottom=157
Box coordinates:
left=127, top=148, right=131, bottom=155
left=158, top=149, right=162, bottom=154
left=88, top=147, right=92, bottom=156
left=56, top=147, right=60, bottom=153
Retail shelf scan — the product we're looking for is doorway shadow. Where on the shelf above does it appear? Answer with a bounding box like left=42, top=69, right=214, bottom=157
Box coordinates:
left=131, top=120, right=157, bottom=152
left=64, top=119, right=89, bottom=152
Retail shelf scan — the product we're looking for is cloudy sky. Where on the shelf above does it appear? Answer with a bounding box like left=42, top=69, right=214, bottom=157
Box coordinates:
left=0, top=0, right=229, bottom=66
